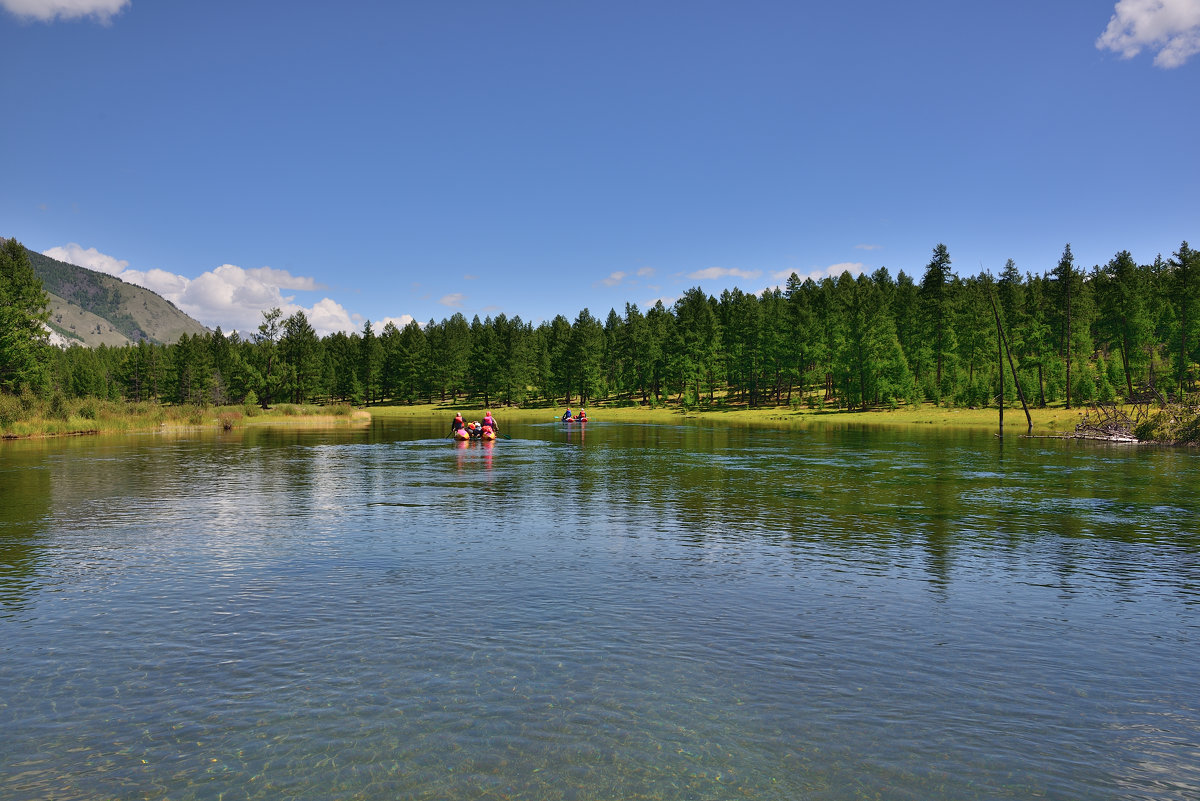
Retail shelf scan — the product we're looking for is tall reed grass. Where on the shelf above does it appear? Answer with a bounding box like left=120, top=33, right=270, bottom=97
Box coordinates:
left=0, top=396, right=363, bottom=439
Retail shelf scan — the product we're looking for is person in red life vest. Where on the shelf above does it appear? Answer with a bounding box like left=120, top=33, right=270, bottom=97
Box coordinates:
left=482, top=411, right=498, bottom=434
left=451, top=413, right=465, bottom=433
left=577, top=409, right=588, bottom=423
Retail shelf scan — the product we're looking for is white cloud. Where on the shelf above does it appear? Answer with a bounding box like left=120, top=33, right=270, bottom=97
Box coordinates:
left=379, top=314, right=417, bottom=331
left=308, top=298, right=364, bottom=336
left=439, top=292, right=465, bottom=308
left=1097, top=0, right=1200, bottom=68
left=686, top=266, right=763, bottom=281
left=1, top=0, right=128, bottom=23
left=598, top=266, right=657, bottom=288
left=43, top=243, right=128, bottom=275
left=811, top=261, right=866, bottom=280
left=43, top=243, right=368, bottom=337
left=641, top=295, right=678, bottom=310
left=855, top=243, right=882, bottom=251
left=244, top=266, right=324, bottom=292
left=769, top=262, right=866, bottom=285
left=121, top=266, right=189, bottom=299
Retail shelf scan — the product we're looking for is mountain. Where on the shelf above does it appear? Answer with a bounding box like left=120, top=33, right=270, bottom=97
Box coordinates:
left=23, top=246, right=210, bottom=347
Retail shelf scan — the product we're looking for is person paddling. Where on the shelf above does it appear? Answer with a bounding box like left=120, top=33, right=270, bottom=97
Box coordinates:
left=482, top=410, right=498, bottom=434
left=561, top=408, right=573, bottom=422
left=577, top=409, right=588, bottom=423
left=451, top=413, right=465, bottom=433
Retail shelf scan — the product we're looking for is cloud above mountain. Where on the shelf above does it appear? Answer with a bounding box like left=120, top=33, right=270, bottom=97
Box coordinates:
left=42, top=243, right=364, bottom=337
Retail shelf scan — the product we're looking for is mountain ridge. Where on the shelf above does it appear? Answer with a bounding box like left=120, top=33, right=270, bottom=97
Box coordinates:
left=21, top=245, right=210, bottom=347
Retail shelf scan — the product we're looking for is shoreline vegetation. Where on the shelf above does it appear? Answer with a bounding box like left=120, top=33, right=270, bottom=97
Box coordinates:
left=6, top=394, right=1196, bottom=444
left=371, top=399, right=1195, bottom=443
left=3, top=236, right=1198, bottom=444
left=0, top=395, right=368, bottom=440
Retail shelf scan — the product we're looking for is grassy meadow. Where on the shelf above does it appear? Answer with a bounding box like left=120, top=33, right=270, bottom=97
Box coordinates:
left=370, top=398, right=1086, bottom=436
left=0, top=394, right=368, bottom=439
left=0, top=388, right=1105, bottom=441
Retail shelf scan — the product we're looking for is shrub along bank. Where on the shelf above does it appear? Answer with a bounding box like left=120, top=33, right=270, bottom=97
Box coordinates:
left=0, top=391, right=364, bottom=439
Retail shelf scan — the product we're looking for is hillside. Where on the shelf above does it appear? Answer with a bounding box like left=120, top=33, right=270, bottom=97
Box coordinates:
left=24, top=246, right=209, bottom=347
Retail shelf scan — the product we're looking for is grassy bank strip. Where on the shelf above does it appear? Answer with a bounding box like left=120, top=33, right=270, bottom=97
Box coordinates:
left=367, top=400, right=1087, bottom=434
left=1, top=393, right=1152, bottom=440
left=1, top=395, right=368, bottom=439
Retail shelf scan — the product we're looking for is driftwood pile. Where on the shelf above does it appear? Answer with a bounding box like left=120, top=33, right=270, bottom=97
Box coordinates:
left=1071, top=404, right=1140, bottom=442
left=1066, top=388, right=1200, bottom=444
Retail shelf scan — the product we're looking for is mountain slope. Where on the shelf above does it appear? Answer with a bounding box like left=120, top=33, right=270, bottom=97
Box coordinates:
left=24, top=246, right=209, bottom=347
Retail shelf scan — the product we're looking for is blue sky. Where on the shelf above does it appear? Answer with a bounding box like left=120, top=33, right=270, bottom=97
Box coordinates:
left=3, top=0, right=1198, bottom=336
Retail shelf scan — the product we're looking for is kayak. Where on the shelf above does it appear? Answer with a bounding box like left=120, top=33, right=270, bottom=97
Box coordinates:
left=453, top=429, right=498, bottom=441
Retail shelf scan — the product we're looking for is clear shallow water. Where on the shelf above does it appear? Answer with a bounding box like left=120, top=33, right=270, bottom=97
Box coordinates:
left=2, top=419, right=1198, bottom=800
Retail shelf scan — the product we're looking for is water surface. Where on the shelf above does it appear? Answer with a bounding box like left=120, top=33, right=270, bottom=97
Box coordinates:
left=2, top=419, right=1198, bottom=800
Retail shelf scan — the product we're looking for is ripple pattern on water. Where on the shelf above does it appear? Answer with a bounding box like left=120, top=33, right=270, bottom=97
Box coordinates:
left=2, top=423, right=1199, bottom=799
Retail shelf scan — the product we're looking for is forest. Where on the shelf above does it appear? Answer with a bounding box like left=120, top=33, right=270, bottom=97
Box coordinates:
left=3, top=238, right=1199, bottom=416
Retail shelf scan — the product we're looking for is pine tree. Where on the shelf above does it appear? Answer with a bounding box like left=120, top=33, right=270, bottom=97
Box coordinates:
left=672, top=288, right=721, bottom=405
left=0, top=238, right=51, bottom=393
left=621, top=303, right=652, bottom=403
left=919, top=243, right=957, bottom=400
left=467, top=315, right=499, bottom=407
left=1096, top=250, right=1152, bottom=398
left=359, top=321, right=383, bottom=406
left=253, top=307, right=284, bottom=407
left=1050, top=244, right=1080, bottom=408
left=281, top=311, right=321, bottom=403
left=1169, top=242, right=1200, bottom=394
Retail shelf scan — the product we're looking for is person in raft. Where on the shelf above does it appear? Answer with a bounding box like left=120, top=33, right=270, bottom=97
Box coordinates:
left=482, top=411, right=498, bottom=433
left=451, top=413, right=466, bottom=433
left=561, top=408, right=573, bottom=422
left=576, top=409, right=588, bottom=423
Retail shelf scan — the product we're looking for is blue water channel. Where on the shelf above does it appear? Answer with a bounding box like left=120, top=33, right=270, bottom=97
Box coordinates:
left=2, top=418, right=1198, bottom=799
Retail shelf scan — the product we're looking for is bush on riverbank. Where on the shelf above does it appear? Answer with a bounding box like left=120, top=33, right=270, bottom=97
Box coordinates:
left=1133, top=406, right=1200, bottom=445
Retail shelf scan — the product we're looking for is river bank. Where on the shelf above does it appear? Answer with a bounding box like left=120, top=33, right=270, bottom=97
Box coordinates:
left=0, top=396, right=368, bottom=439
left=5, top=394, right=1190, bottom=443
left=368, top=400, right=1087, bottom=435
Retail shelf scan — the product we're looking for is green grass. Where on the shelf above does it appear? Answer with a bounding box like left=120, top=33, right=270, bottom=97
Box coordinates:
left=366, top=398, right=1085, bottom=434
left=0, top=391, right=1119, bottom=441
left=1, top=397, right=367, bottom=439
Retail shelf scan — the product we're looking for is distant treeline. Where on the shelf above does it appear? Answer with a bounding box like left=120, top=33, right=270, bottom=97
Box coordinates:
left=4, top=239, right=1200, bottom=411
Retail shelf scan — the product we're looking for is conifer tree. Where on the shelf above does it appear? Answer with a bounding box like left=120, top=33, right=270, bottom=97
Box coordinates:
left=1096, top=250, right=1152, bottom=398
left=919, top=243, right=957, bottom=400
left=0, top=238, right=51, bottom=393
left=1169, top=242, right=1200, bottom=394
left=281, top=310, right=321, bottom=403
left=1051, top=244, right=1080, bottom=408
left=359, top=320, right=383, bottom=406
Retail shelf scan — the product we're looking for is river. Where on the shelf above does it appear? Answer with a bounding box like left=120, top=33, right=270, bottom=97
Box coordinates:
left=2, top=418, right=1198, bottom=800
